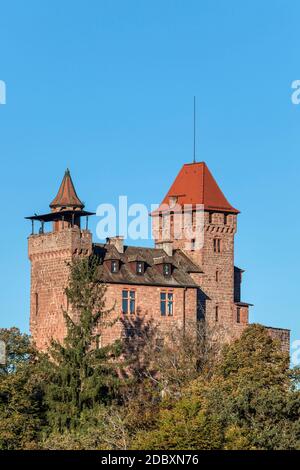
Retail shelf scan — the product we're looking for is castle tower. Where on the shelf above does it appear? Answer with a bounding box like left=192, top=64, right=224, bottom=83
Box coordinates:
left=26, top=170, right=94, bottom=351
left=152, top=162, right=250, bottom=338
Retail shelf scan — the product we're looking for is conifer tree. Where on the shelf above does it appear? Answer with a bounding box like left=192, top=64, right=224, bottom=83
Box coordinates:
left=43, top=255, right=122, bottom=432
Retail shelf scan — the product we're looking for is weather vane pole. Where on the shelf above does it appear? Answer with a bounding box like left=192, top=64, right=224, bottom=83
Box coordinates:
left=193, top=96, right=196, bottom=163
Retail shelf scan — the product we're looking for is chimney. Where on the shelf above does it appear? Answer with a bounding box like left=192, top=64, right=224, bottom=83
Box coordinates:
left=156, top=240, right=173, bottom=257
left=106, top=236, right=124, bottom=254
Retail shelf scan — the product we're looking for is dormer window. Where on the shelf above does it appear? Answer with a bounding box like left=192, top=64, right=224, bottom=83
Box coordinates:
left=163, top=263, right=171, bottom=277
left=111, top=260, right=119, bottom=273
left=136, top=261, right=144, bottom=275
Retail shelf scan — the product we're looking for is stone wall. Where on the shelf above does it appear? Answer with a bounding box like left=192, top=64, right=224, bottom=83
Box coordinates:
left=99, top=284, right=197, bottom=346
left=265, top=326, right=290, bottom=353
left=28, top=227, right=92, bottom=350
left=154, top=210, right=249, bottom=343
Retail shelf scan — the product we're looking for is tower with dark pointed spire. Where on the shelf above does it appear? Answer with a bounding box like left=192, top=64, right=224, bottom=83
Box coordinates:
left=26, top=170, right=94, bottom=351
left=49, top=169, right=86, bottom=231
left=50, top=168, right=84, bottom=211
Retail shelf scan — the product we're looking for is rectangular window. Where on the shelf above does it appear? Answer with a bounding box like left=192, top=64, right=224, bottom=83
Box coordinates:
left=136, top=261, right=144, bottom=275
left=167, top=293, right=173, bottom=315
left=191, top=238, right=196, bottom=251
left=35, top=293, right=39, bottom=316
left=215, top=305, right=219, bottom=322
left=237, top=307, right=241, bottom=323
left=163, top=263, right=171, bottom=277
left=130, top=291, right=135, bottom=314
left=216, top=270, right=219, bottom=283
left=160, top=292, right=166, bottom=316
left=160, top=291, right=173, bottom=316
left=122, top=290, right=136, bottom=314
left=111, top=260, right=119, bottom=273
left=213, top=238, right=221, bottom=253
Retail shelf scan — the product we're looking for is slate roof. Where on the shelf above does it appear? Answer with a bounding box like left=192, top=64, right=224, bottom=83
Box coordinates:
left=93, top=243, right=202, bottom=288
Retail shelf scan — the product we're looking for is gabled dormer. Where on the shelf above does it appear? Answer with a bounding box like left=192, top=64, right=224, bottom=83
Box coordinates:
left=127, top=254, right=147, bottom=275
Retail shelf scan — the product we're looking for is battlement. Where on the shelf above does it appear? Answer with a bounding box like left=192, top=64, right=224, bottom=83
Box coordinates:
left=28, top=227, right=92, bottom=260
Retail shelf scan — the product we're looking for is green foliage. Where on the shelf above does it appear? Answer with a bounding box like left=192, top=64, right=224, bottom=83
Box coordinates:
left=42, top=255, right=122, bottom=432
left=1, top=281, right=300, bottom=450
left=212, top=325, right=300, bottom=450
left=0, top=328, right=45, bottom=449
left=0, top=327, right=32, bottom=375
left=132, top=392, right=223, bottom=450
left=130, top=325, right=300, bottom=450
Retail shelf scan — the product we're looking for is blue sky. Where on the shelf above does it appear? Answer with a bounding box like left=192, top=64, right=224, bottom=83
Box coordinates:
left=0, top=1, right=299, bottom=350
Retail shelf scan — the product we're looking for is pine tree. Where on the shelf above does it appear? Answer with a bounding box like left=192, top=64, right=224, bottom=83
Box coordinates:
left=43, top=255, right=122, bottom=432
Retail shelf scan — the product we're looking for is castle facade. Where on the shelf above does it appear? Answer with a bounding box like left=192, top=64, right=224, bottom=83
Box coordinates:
left=27, top=163, right=290, bottom=351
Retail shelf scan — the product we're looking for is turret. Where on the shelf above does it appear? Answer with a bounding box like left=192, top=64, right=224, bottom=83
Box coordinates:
left=26, top=169, right=95, bottom=350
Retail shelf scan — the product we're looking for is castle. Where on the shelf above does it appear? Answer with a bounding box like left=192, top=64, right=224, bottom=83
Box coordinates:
left=27, top=163, right=290, bottom=351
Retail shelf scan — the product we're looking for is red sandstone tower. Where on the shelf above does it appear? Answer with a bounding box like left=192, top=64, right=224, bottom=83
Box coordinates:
left=27, top=170, right=94, bottom=350
left=153, top=162, right=250, bottom=340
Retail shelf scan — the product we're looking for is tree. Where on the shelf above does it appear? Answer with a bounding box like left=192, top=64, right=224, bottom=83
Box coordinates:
left=131, top=325, right=300, bottom=450
left=211, top=324, right=300, bottom=450
left=122, top=318, right=222, bottom=399
left=42, top=255, right=122, bottom=433
left=0, top=328, right=44, bottom=449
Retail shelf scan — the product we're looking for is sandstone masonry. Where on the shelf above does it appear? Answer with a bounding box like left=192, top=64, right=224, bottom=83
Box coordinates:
left=27, top=164, right=290, bottom=352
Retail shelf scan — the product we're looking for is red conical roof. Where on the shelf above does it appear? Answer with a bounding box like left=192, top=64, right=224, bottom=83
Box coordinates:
left=156, top=162, right=239, bottom=214
left=50, top=169, right=84, bottom=209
